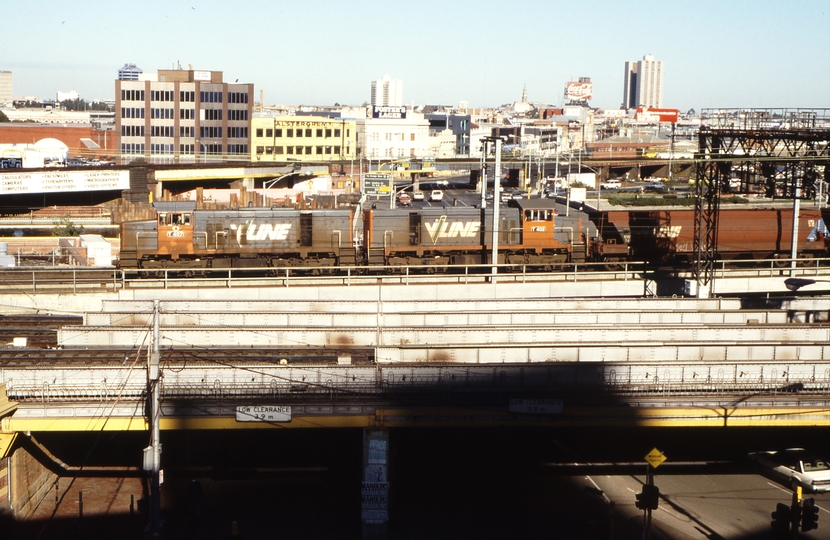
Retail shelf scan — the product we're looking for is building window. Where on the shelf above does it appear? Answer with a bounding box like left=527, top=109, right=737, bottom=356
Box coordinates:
left=305, top=146, right=312, bottom=154
left=228, top=127, right=248, bottom=138
left=305, top=129, right=312, bottom=137
left=257, top=146, right=264, bottom=154
left=334, top=129, right=340, bottom=137
left=256, top=128, right=264, bottom=138
left=316, top=129, right=323, bottom=138
left=228, top=109, right=248, bottom=121
left=200, top=126, right=223, bottom=138
left=275, top=129, right=282, bottom=137
left=275, top=146, right=283, bottom=154
left=266, top=129, right=273, bottom=138
left=287, top=129, right=293, bottom=137
left=316, top=146, right=323, bottom=155
left=287, top=146, right=294, bottom=154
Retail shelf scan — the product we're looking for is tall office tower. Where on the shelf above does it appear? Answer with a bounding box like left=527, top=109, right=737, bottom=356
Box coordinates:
left=622, top=54, right=664, bottom=109
left=118, top=63, right=143, bottom=81
left=370, top=75, right=403, bottom=107
left=0, top=71, right=12, bottom=106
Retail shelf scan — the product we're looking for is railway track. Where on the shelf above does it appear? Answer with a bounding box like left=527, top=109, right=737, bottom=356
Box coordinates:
left=0, top=314, right=83, bottom=348
left=0, top=346, right=375, bottom=367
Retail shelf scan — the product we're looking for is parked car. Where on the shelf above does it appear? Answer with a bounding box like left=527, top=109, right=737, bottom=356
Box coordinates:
left=600, top=181, right=622, bottom=189
left=430, top=190, right=444, bottom=202
left=397, top=192, right=411, bottom=206
left=644, top=182, right=668, bottom=192
left=748, top=448, right=830, bottom=493
left=412, top=191, right=425, bottom=201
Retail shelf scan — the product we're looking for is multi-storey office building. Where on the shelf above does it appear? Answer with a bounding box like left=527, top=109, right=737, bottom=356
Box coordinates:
left=0, top=71, right=12, bottom=106
left=118, top=64, right=142, bottom=81
left=370, top=75, right=403, bottom=107
left=115, top=69, right=253, bottom=164
left=623, top=54, right=664, bottom=109
left=357, top=106, right=430, bottom=160
left=251, top=115, right=356, bottom=163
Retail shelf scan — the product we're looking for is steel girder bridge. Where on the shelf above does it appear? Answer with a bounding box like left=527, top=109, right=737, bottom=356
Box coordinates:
left=694, top=108, right=830, bottom=295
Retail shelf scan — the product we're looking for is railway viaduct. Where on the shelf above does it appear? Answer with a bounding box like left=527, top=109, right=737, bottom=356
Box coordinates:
left=0, top=271, right=829, bottom=536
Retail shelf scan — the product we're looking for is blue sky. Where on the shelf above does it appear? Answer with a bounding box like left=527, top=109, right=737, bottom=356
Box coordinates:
left=2, top=0, right=828, bottom=111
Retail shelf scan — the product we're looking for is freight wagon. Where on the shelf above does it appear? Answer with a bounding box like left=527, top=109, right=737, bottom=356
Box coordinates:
left=601, top=207, right=826, bottom=264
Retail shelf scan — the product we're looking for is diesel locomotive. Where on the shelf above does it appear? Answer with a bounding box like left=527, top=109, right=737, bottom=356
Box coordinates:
left=119, top=199, right=828, bottom=271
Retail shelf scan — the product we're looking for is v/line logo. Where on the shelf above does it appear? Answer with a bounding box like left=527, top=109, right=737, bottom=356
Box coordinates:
left=235, top=221, right=293, bottom=244
left=425, top=216, right=481, bottom=244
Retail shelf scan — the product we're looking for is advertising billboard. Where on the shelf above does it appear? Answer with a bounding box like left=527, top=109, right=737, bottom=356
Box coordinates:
left=565, top=80, right=593, bottom=102
left=635, top=107, right=680, bottom=123
left=0, top=169, right=130, bottom=195
left=369, top=106, right=407, bottom=119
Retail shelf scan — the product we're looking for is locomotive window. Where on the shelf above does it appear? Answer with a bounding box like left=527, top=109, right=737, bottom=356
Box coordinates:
left=525, top=210, right=553, bottom=221
left=159, top=213, right=191, bottom=226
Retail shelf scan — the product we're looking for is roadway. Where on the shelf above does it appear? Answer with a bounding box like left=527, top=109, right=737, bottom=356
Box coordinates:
left=11, top=426, right=828, bottom=540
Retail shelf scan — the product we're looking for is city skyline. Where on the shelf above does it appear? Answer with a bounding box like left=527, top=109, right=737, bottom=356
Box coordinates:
left=1, top=0, right=828, bottom=111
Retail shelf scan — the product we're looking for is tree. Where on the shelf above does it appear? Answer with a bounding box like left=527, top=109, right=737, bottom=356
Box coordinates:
left=52, top=215, right=84, bottom=237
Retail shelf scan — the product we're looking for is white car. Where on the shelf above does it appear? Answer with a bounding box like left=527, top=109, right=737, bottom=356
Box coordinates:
left=600, top=181, right=621, bottom=189
left=412, top=191, right=425, bottom=201
left=749, top=448, right=830, bottom=493
left=430, top=190, right=444, bottom=202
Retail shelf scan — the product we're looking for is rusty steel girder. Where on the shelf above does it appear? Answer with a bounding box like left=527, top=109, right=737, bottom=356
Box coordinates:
left=694, top=109, right=830, bottom=290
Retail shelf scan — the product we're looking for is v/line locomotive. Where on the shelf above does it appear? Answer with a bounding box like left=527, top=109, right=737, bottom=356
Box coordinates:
left=118, top=199, right=829, bottom=271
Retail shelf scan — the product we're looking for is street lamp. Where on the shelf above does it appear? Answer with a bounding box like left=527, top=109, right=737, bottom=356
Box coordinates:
left=784, top=277, right=830, bottom=292
left=264, top=170, right=314, bottom=189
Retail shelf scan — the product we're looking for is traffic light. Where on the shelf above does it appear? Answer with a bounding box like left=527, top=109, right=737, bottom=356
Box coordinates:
left=771, top=502, right=791, bottom=538
left=801, top=497, right=819, bottom=532
left=635, top=484, right=659, bottom=510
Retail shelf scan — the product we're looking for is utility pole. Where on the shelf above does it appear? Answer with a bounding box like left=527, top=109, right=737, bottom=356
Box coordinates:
left=145, top=300, right=163, bottom=538
left=486, top=137, right=504, bottom=284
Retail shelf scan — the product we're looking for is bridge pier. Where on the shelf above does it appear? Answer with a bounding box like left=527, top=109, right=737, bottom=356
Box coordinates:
left=362, top=428, right=389, bottom=539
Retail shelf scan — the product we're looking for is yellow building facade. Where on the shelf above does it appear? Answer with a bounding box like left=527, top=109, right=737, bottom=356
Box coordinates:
left=251, top=116, right=356, bottom=163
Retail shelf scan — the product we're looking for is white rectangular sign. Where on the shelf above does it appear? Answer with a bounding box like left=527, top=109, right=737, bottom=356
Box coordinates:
left=509, top=399, right=563, bottom=414
left=0, top=170, right=130, bottom=195
left=235, top=405, right=292, bottom=422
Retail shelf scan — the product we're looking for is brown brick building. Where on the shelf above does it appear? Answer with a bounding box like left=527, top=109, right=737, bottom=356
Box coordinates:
left=0, top=124, right=116, bottom=160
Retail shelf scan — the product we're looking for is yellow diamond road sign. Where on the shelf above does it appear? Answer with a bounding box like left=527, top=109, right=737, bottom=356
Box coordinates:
left=645, top=448, right=667, bottom=468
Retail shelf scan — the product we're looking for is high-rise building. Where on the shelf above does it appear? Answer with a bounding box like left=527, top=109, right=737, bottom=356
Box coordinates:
left=0, top=71, right=12, bottom=106
left=118, top=64, right=143, bottom=81
left=370, top=75, right=403, bottom=107
left=115, top=68, right=253, bottom=164
left=622, top=54, right=663, bottom=109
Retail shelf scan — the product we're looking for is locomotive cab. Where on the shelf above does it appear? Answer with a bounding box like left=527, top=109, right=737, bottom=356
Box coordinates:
left=154, top=201, right=196, bottom=259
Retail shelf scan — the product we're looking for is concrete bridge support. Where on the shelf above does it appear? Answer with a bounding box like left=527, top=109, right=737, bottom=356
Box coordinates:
left=362, top=428, right=389, bottom=539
